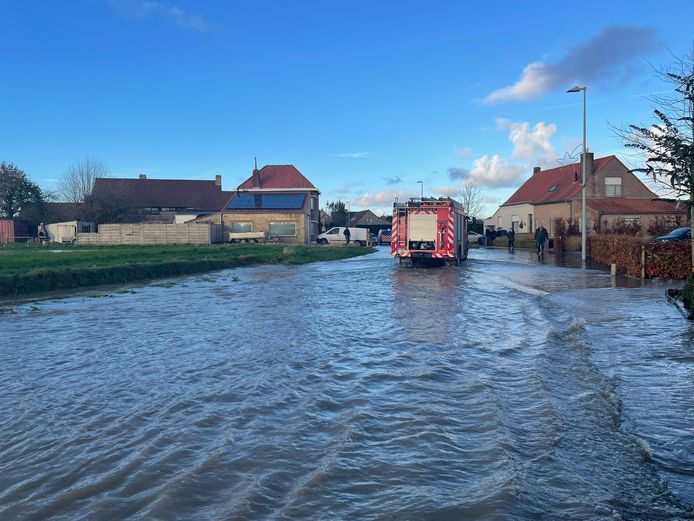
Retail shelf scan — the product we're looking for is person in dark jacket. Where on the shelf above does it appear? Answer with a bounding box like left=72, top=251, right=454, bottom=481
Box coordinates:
left=534, top=224, right=548, bottom=256
left=508, top=227, right=515, bottom=252
left=343, top=227, right=351, bottom=245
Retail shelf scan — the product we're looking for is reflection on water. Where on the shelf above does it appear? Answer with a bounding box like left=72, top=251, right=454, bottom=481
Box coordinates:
left=0, top=247, right=692, bottom=520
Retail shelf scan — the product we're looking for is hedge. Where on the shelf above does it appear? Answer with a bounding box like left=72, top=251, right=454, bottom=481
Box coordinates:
left=587, top=235, right=692, bottom=279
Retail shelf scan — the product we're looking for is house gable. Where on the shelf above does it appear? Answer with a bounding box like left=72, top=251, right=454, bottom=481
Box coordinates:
left=502, top=155, right=615, bottom=206
left=589, top=159, right=657, bottom=200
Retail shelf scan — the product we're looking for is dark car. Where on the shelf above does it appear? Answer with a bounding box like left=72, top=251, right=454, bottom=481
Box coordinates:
left=652, top=227, right=691, bottom=243
left=495, top=229, right=508, bottom=238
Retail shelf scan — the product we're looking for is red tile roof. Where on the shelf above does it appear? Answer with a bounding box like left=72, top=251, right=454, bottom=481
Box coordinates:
left=503, top=156, right=616, bottom=206
left=237, top=165, right=317, bottom=190
left=587, top=198, right=686, bottom=214
left=92, top=178, right=231, bottom=211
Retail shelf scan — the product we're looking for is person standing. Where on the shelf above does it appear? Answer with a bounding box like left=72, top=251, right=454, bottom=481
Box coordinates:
left=343, top=227, right=351, bottom=245
left=508, top=227, right=515, bottom=253
left=534, top=224, right=548, bottom=256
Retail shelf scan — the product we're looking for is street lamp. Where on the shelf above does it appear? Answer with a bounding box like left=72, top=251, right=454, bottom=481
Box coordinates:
left=567, top=85, right=587, bottom=263
left=345, top=201, right=351, bottom=227
left=417, top=180, right=423, bottom=199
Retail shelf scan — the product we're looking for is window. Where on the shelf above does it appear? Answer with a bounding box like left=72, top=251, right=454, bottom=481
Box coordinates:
left=605, top=177, right=622, bottom=197
left=310, top=197, right=317, bottom=211
left=327, top=227, right=339, bottom=235
left=623, top=217, right=640, bottom=226
left=269, top=222, right=296, bottom=237
left=231, top=222, right=252, bottom=233
left=80, top=225, right=91, bottom=233
left=548, top=183, right=559, bottom=192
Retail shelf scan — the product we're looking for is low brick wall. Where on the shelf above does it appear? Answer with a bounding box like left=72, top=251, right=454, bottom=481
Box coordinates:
left=587, top=235, right=691, bottom=279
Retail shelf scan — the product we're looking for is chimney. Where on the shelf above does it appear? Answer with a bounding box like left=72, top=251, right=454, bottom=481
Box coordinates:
left=138, top=174, right=147, bottom=180
left=252, top=164, right=261, bottom=188
left=215, top=175, right=222, bottom=187
left=581, top=151, right=594, bottom=177
left=533, top=167, right=541, bottom=176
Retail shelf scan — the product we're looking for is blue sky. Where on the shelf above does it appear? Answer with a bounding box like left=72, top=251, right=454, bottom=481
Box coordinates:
left=1, top=0, right=692, bottom=216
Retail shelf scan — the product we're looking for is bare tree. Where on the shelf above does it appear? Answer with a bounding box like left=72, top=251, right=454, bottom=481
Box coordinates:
left=616, top=49, right=694, bottom=273
left=58, top=158, right=109, bottom=203
left=457, top=183, right=485, bottom=219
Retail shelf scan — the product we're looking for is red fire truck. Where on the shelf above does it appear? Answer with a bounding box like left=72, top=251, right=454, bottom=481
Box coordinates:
left=391, top=197, right=468, bottom=266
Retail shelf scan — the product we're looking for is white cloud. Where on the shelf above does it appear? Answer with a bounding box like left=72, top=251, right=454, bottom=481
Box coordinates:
left=484, top=62, right=554, bottom=104
left=496, top=118, right=558, bottom=166
left=349, top=189, right=410, bottom=213
left=453, top=145, right=472, bottom=158
left=467, top=155, right=526, bottom=188
left=335, top=152, right=371, bottom=158
left=108, top=0, right=206, bottom=31
left=483, top=26, right=658, bottom=104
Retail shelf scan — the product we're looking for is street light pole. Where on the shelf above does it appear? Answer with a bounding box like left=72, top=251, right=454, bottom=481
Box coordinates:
left=417, top=180, right=423, bottom=199
left=345, top=201, right=351, bottom=227
left=568, top=85, right=587, bottom=263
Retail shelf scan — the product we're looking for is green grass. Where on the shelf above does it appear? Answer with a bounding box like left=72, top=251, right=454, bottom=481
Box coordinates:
left=0, top=243, right=374, bottom=296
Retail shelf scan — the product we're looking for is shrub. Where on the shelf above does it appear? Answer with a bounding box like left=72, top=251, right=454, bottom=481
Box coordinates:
left=599, top=218, right=642, bottom=236
left=588, top=235, right=691, bottom=279
left=683, top=274, right=694, bottom=311
left=647, top=215, right=684, bottom=237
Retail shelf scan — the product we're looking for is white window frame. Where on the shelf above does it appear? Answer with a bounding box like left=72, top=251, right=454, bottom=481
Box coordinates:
left=605, top=177, right=622, bottom=197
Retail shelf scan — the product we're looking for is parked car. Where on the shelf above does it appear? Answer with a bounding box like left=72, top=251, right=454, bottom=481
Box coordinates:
left=317, top=227, right=369, bottom=246
left=652, top=227, right=691, bottom=243
left=370, top=234, right=378, bottom=244
left=495, top=229, right=509, bottom=238
left=377, top=229, right=392, bottom=244
left=468, top=231, right=483, bottom=244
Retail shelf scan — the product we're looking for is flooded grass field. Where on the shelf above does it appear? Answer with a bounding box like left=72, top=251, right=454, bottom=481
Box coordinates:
left=1, top=247, right=693, bottom=520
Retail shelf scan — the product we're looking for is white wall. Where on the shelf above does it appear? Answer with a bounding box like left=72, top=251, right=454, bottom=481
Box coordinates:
left=484, top=203, right=533, bottom=232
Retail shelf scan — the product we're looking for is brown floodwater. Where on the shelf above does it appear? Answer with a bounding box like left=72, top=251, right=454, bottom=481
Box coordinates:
left=1, top=247, right=693, bottom=520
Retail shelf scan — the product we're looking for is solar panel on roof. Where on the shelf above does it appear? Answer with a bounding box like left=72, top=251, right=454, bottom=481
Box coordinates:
left=227, top=193, right=305, bottom=209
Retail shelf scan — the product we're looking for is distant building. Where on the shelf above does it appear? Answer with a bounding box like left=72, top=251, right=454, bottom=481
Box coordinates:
left=347, top=210, right=391, bottom=234
left=484, top=153, right=685, bottom=236
left=91, top=174, right=232, bottom=222
left=218, top=165, right=320, bottom=244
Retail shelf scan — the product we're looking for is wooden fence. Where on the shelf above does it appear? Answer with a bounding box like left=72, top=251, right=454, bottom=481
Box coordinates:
left=76, top=223, right=223, bottom=245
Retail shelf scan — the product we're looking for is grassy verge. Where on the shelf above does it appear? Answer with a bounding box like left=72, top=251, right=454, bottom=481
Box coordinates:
left=0, top=243, right=374, bottom=297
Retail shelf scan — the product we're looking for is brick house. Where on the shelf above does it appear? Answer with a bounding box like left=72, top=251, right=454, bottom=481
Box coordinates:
left=217, top=165, right=320, bottom=244
left=485, top=153, right=685, bottom=237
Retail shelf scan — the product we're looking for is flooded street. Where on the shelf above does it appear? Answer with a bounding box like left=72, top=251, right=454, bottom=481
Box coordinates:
left=1, top=247, right=693, bottom=520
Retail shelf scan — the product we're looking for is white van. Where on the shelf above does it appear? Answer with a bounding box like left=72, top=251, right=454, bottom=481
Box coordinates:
left=317, top=227, right=369, bottom=246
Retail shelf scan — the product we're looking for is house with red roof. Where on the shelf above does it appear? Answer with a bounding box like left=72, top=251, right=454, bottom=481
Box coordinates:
left=216, top=164, right=321, bottom=244
left=485, top=153, right=685, bottom=237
